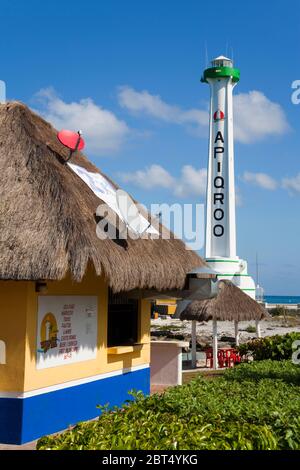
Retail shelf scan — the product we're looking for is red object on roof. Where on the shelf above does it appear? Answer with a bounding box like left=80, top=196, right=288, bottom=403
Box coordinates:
left=57, top=130, right=85, bottom=151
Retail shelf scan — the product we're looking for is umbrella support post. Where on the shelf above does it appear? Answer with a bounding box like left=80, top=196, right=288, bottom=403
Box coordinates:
left=212, top=319, right=218, bottom=370
left=191, top=320, right=197, bottom=369
left=234, top=320, right=239, bottom=346
left=256, top=320, right=261, bottom=338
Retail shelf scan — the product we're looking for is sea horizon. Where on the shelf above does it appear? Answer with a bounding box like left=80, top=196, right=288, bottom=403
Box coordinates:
left=264, top=295, right=300, bottom=304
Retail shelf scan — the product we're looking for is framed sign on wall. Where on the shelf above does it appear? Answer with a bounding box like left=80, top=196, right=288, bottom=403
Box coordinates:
left=36, top=296, right=98, bottom=369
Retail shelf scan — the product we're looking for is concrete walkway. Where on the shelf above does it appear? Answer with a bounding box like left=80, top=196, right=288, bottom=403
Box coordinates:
left=0, top=440, right=36, bottom=450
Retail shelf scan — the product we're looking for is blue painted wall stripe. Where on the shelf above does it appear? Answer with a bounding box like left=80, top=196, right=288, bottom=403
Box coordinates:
left=0, top=397, right=23, bottom=444
left=0, top=367, right=150, bottom=445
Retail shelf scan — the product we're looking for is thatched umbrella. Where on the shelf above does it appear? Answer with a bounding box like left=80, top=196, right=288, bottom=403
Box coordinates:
left=180, top=280, right=268, bottom=369
left=0, top=102, right=207, bottom=292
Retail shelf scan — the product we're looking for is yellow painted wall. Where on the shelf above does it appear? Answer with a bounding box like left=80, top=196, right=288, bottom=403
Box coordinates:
left=0, top=267, right=151, bottom=393
left=0, top=281, right=28, bottom=391
left=155, top=298, right=177, bottom=315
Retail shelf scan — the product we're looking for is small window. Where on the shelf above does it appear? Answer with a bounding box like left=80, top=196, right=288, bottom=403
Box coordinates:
left=0, top=340, right=6, bottom=364
left=107, top=293, right=139, bottom=347
left=212, top=59, right=232, bottom=68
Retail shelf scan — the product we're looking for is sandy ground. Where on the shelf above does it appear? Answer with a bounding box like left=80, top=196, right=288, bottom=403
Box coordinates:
left=151, top=315, right=300, bottom=344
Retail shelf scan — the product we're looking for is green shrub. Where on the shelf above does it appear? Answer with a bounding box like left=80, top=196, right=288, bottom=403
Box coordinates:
left=37, top=360, right=300, bottom=450
left=244, top=324, right=257, bottom=333
left=269, top=306, right=287, bottom=317
left=224, top=358, right=300, bottom=385
left=237, top=332, right=300, bottom=361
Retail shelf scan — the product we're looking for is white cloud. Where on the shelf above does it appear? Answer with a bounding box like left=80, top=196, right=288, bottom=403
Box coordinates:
left=234, top=91, right=290, bottom=143
left=119, top=164, right=175, bottom=190
left=174, top=165, right=207, bottom=197
left=242, top=171, right=278, bottom=190
left=118, top=164, right=207, bottom=198
left=118, top=86, right=208, bottom=131
left=119, top=164, right=245, bottom=204
left=34, top=88, right=129, bottom=154
left=118, top=86, right=289, bottom=144
left=282, top=173, right=300, bottom=193
left=235, top=187, right=243, bottom=207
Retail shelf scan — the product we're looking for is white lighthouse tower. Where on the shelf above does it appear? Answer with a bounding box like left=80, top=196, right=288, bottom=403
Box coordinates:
left=202, top=55, right=256, bottom=298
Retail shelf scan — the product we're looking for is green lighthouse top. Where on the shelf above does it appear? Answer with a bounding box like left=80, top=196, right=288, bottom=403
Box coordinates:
left=201, top=55, right=240, bottom=83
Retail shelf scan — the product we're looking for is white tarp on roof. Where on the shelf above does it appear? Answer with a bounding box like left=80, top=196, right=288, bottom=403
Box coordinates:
left=68, top=162, right=158, bottom=235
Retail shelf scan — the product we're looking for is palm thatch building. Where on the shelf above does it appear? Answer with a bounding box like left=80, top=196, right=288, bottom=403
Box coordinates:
left=0, top=101, right=207, bottom=444
left=180, top=280, right=268, bottom=369
left=181, top=280, right=267, bottom=322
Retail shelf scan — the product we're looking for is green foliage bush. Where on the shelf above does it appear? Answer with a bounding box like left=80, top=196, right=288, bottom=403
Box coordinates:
left=37, top=360, right=300, bottom=450
left=269, top=306, right=288, bottom=317
left=238, top=332, right=300, bottom=361
left=268, top=307, right=299, bottom=318
left=244, top=324, right=257, bottom=333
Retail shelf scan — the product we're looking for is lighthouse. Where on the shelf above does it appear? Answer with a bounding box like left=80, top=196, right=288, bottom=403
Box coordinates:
left=202, top=55, right=256, bottom=299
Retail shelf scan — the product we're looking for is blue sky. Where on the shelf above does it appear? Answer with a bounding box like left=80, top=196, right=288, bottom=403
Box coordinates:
left=1, top=0, right=300, bottom=294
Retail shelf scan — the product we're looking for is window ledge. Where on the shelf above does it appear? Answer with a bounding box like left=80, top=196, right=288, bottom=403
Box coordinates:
left=107, top=344, right=144, bottom=355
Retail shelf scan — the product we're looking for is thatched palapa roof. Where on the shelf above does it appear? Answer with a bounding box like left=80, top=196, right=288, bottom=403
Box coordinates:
left=0, top=102, right=205, bottom=292
left=180, top=280, right=268, bottom=322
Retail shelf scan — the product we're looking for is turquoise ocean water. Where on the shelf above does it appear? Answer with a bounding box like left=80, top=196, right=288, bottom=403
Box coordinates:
left=264, top=296, right=300, bottom=305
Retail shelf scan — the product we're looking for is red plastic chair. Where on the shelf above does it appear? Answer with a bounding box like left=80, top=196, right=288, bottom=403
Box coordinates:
left=232, top=349, right=241, bottom=364
left=217, top=349, right=226, bottom=368
left=226, top=349, right=235, bottom=368
left=224, top=348, right=241, bottom=367
left=204, top=348, right=213, bottom=368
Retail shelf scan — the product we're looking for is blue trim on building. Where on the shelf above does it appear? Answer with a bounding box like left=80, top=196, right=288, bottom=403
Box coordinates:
left=0, top=367, right=150, bottom=444
left=0, top=397, right=23, bottom=444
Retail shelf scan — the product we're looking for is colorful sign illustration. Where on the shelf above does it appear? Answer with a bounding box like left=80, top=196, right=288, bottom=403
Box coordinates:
left=39, top=312, right=58, bottom=353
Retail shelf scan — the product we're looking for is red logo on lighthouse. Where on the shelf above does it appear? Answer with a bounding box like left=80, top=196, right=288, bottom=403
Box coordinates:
left=213, top=110, right=225, bottom=121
